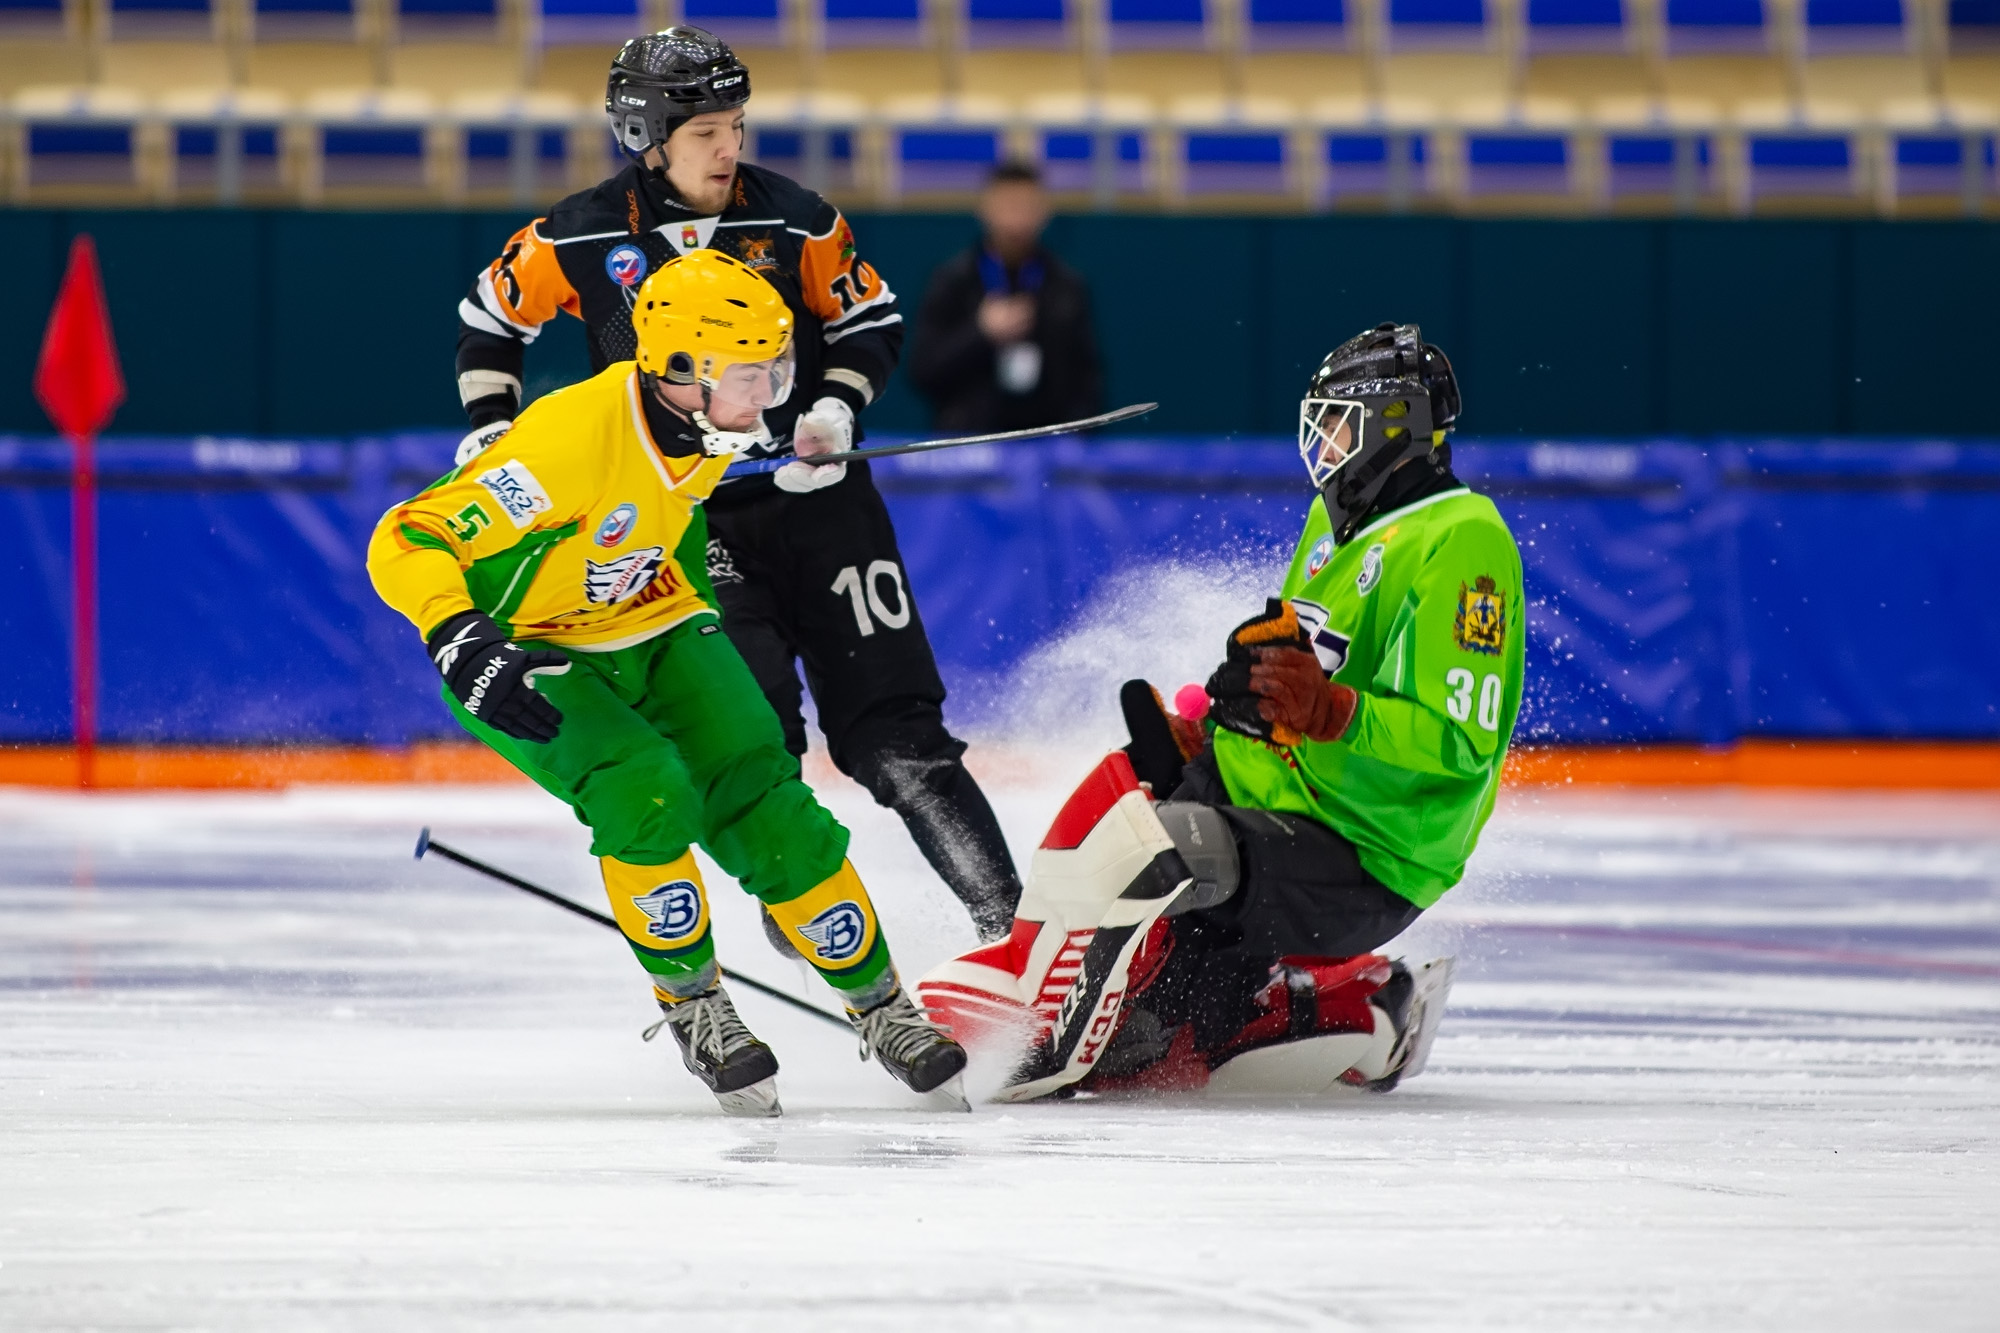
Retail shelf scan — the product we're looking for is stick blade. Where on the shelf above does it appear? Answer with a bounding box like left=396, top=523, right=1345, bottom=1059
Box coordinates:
left=414, top=826, right=432, bottom=860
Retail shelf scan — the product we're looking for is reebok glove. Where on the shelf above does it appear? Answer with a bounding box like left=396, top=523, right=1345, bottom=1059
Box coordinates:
left=426, top=610, right=569, bottom=743
left=775, top=397, right=853, bottom=493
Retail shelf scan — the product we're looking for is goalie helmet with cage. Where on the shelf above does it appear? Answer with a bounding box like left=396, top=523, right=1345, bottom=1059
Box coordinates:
left=1298, top=322, right=1462, bottom=544
left=605, top=26, right=751, bottom=160
left=633, top=250, right=795, bottom=447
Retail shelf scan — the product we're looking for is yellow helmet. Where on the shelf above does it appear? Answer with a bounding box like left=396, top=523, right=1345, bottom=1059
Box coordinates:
left=632, top=249, right=795, bottom=416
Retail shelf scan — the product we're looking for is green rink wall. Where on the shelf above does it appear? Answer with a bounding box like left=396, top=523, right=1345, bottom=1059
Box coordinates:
left=5, top=209, right=1999, bottom=438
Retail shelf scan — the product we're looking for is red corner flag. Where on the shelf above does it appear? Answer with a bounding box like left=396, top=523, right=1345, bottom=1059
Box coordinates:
left=36, top=235, right=124, bottom=440
left=35, top=235, right=124, bottom=789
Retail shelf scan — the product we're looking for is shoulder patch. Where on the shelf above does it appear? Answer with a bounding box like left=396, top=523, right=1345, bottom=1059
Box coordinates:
left=1304, top=535, right=1334, bottom=578
left=1355, top=543, right=1385, bottom=595
left=1454, top=575, right=1508, bottom=655
left=476, top=459, right=554, bottom=529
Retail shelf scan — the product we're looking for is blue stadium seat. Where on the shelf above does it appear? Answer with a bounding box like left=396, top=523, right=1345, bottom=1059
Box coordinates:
left=251, top=0, right=357, bottom=39
left=887, top=96, right=1009, bottom=197
left=161, top=90, right=288, bottom=202
left=1803, top=0, right=1907, bottom=51
left=1039, top=127, right=1147, bottom=190
left=683, top=0, right=787, bottom=47
left=396, top=0, right=500, bottom=37
left=822, top=0, right=928, bottom=47
left=532, top=0, right=642, bottom=47
left=1107, top=0, right=1211, bottom=49
left=1169, top=102, right=1295, bottom=197
left=1744, top=128, right=1859, bottom=199
left=452, top=92, right=576, bottom=199
left=14, top=88, right=146, bottom=191
left=965, top=0, right=1072, bottom=48
left=1386, top=0, right=1491, bottom=50
left=1463, top=128, right=1571, bottom=194
left=305, top=90, right=437, bottom=197
left=748, top=93, right=865, bottom=194
left=1664, top=0, right=1769, bottom=53
left=1524, top=0, right=1629, bottom=52
left=1246, top=0, right=1350, bottom=51
left=104, top=0, right=216, bottom=39
left=1605, top=130, right=1713, bottom=199
left=1947, top=0, right=2000, bottom=48
left=0, top=0, right=71, bottom=39
left=1322, top=127, right=1430, bottom=203
left=1890, top=130, right=1993, bottom=199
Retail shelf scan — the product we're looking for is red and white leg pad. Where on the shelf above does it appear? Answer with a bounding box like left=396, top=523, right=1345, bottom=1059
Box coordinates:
left=915, top=751, right=1195, bottom=1102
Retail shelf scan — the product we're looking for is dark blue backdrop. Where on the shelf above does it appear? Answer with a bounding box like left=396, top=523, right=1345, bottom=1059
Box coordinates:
left=3, top=435, right=1995, bottom=745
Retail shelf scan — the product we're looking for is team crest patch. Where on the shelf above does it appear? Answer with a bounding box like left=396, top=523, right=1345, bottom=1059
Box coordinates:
left=604, top=244, right=648, bottom=288
left=594, top=502, right=638, bottom=548
left=633, top=880, right=703, bottom=942
left=681, top=223, right=700, bottom=251
left=475, top=460, right=552, bottom=529
left=1304, top=535, right=1334, bottom=579
left=1356, top=543, right=1385, bottom=595
left=796, top=901, right=868, bottom=962
left=1289, top=597, right=1352, bottom=675
left=739, top=237, right=776, bottom=270
left=1454, top=575, right=1508, bottom=655
left=584, top=545, right=665, bottom=604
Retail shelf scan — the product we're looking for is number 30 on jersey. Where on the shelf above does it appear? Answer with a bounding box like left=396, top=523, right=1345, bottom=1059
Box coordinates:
left=1445, top=667, right=1504, bottom=732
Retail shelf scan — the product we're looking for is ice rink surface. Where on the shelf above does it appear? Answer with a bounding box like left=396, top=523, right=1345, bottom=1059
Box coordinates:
left=4, top=758, right=1998, bottom=1331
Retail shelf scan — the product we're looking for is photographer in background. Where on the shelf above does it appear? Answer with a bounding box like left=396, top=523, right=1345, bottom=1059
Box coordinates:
left=908, top=161, right=1103, bottom=433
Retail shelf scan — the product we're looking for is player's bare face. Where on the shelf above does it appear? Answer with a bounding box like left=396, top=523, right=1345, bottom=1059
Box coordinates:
left=657, top=110, right=745, bottom=214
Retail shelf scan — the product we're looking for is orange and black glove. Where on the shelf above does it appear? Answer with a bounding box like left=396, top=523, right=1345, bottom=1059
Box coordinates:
left=1249, top=646, right=1358, bottom=745
left=1206, top=599, right=1315, bottom=745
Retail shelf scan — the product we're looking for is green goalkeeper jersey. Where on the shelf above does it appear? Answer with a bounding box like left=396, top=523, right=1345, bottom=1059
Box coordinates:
left=1213, top=486, right=1526, bottom=908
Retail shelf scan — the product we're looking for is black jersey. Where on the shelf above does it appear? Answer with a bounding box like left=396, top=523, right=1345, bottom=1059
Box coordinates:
left=455, top=161, right=902, bottom=470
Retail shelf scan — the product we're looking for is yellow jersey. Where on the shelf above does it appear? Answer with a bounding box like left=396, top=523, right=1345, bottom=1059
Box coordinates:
left=367, top=362, right=729, bottom=650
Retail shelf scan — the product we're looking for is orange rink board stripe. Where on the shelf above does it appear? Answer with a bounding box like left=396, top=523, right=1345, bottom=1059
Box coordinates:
left=2, top=740, right=1999, bottom=790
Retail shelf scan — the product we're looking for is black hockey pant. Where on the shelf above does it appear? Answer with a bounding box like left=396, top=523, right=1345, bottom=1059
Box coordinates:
left=703, top=465, right=1023, bottom=940
left=1132, top=749, right=1424, bottom=1057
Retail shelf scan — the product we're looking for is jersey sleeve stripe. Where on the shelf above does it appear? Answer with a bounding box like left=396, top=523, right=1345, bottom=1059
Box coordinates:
left=824, top=312, right=903, bottom=344
left=823, top=283, right=898, bottom=328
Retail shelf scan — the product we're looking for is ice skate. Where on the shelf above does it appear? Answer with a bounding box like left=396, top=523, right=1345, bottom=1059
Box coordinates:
left=848, top=988, right=971, bottom=1111
left=1349, top=957, right=1455, bottom=1092
left=644, top=984, right=783, bottom=1117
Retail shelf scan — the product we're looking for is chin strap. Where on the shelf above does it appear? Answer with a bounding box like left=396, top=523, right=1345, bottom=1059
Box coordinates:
left=692, top=409, right=771, bottom=457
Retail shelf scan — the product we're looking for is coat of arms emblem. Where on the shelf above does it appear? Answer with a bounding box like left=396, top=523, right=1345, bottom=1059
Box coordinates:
left=1454, top=575, right=1507, bottom=655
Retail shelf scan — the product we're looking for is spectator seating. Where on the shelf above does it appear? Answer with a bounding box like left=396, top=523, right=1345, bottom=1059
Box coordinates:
left=96, top=0, right=231, bottom=92
left=882, top=92, right=1011, bottom=198
left=1166, top=95, right=1298, bottom=201
left=389, top=0, right=522, bottom=94
left=0, top=0, right=88, bottom=95
left=8, top=85, right=149, bottom=199
left=162, top=87, right=289, bottom=201
left=1313, top=95, right=1436, bottom=206
left=1734, top=99, right=1867, bottom=207
left=1881, top=96, right=1996, bottom=208
left=300, top=87, right=438, bottom=200
left=1456, top=96, right=1580, bottom=200
left=1595, top=95, right=1722, bottom=206
left=244, top=0, right=378, bottom=96
left=449, top=88, right=579, bottom=200
left=1025, top=91, right=1152, bottom=197
left=1380, top=0, right=1509, bottom=114
left=1104, top=0, right=1227, bottom=102
left=961, top=0, right=1085, bottom=98
left=746, top=88, right=866, bottom=193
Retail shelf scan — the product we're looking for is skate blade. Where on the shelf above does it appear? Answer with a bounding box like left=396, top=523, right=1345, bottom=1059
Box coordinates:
left=1396, top=957, right=1457, bottom=1083
left=715, top=1075, right=783, bottom=1118
left=920, top=1074, right=972, bottom=1113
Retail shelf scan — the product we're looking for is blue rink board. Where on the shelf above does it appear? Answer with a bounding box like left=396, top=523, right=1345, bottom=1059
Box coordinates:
left=2, top=435, right=1996, bottom=745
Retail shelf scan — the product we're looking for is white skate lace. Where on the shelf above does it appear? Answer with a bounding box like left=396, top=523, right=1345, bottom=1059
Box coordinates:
left=850, top=991, right=942, bottom=1067
left=642, top=988, right=760, bottom=1062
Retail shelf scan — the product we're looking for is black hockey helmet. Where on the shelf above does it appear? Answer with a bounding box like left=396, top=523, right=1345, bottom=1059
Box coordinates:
left=1298, top=322, right=1461, bottom=543
left=605, top=26, right=751, bottom=159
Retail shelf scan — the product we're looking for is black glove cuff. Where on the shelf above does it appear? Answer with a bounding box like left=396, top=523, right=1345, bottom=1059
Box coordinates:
left=425, top=610, right=503, bottom=678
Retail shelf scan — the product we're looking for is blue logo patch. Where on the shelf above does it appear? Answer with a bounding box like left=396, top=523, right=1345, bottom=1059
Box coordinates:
left=605, top=244, right=648, bottom=288
left=633, top=880, right=703, bottom=941
left=796, top=901, right=868, bottom=962
left=1305, top=535, right=1334, bottom=578
left=595, top=502, right=638, bottom=548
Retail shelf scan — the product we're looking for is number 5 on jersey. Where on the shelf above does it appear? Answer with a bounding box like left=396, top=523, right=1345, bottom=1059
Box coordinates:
left=1445, top=667, right=1504, bottom=732
left=832, top=561, right=912, bottom=637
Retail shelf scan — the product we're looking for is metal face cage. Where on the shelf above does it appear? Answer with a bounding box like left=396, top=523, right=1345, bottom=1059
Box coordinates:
left=1298, top=397, right=1366, bottom=490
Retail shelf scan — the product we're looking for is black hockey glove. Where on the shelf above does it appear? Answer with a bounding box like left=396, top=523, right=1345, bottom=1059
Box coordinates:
left=1204, top=599, right=1315, bottom=746
left=426, top=610, right=569, bottom=744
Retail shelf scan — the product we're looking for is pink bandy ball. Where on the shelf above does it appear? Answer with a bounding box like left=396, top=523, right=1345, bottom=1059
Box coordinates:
left=1174, top=684, right=1211, bottom=721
